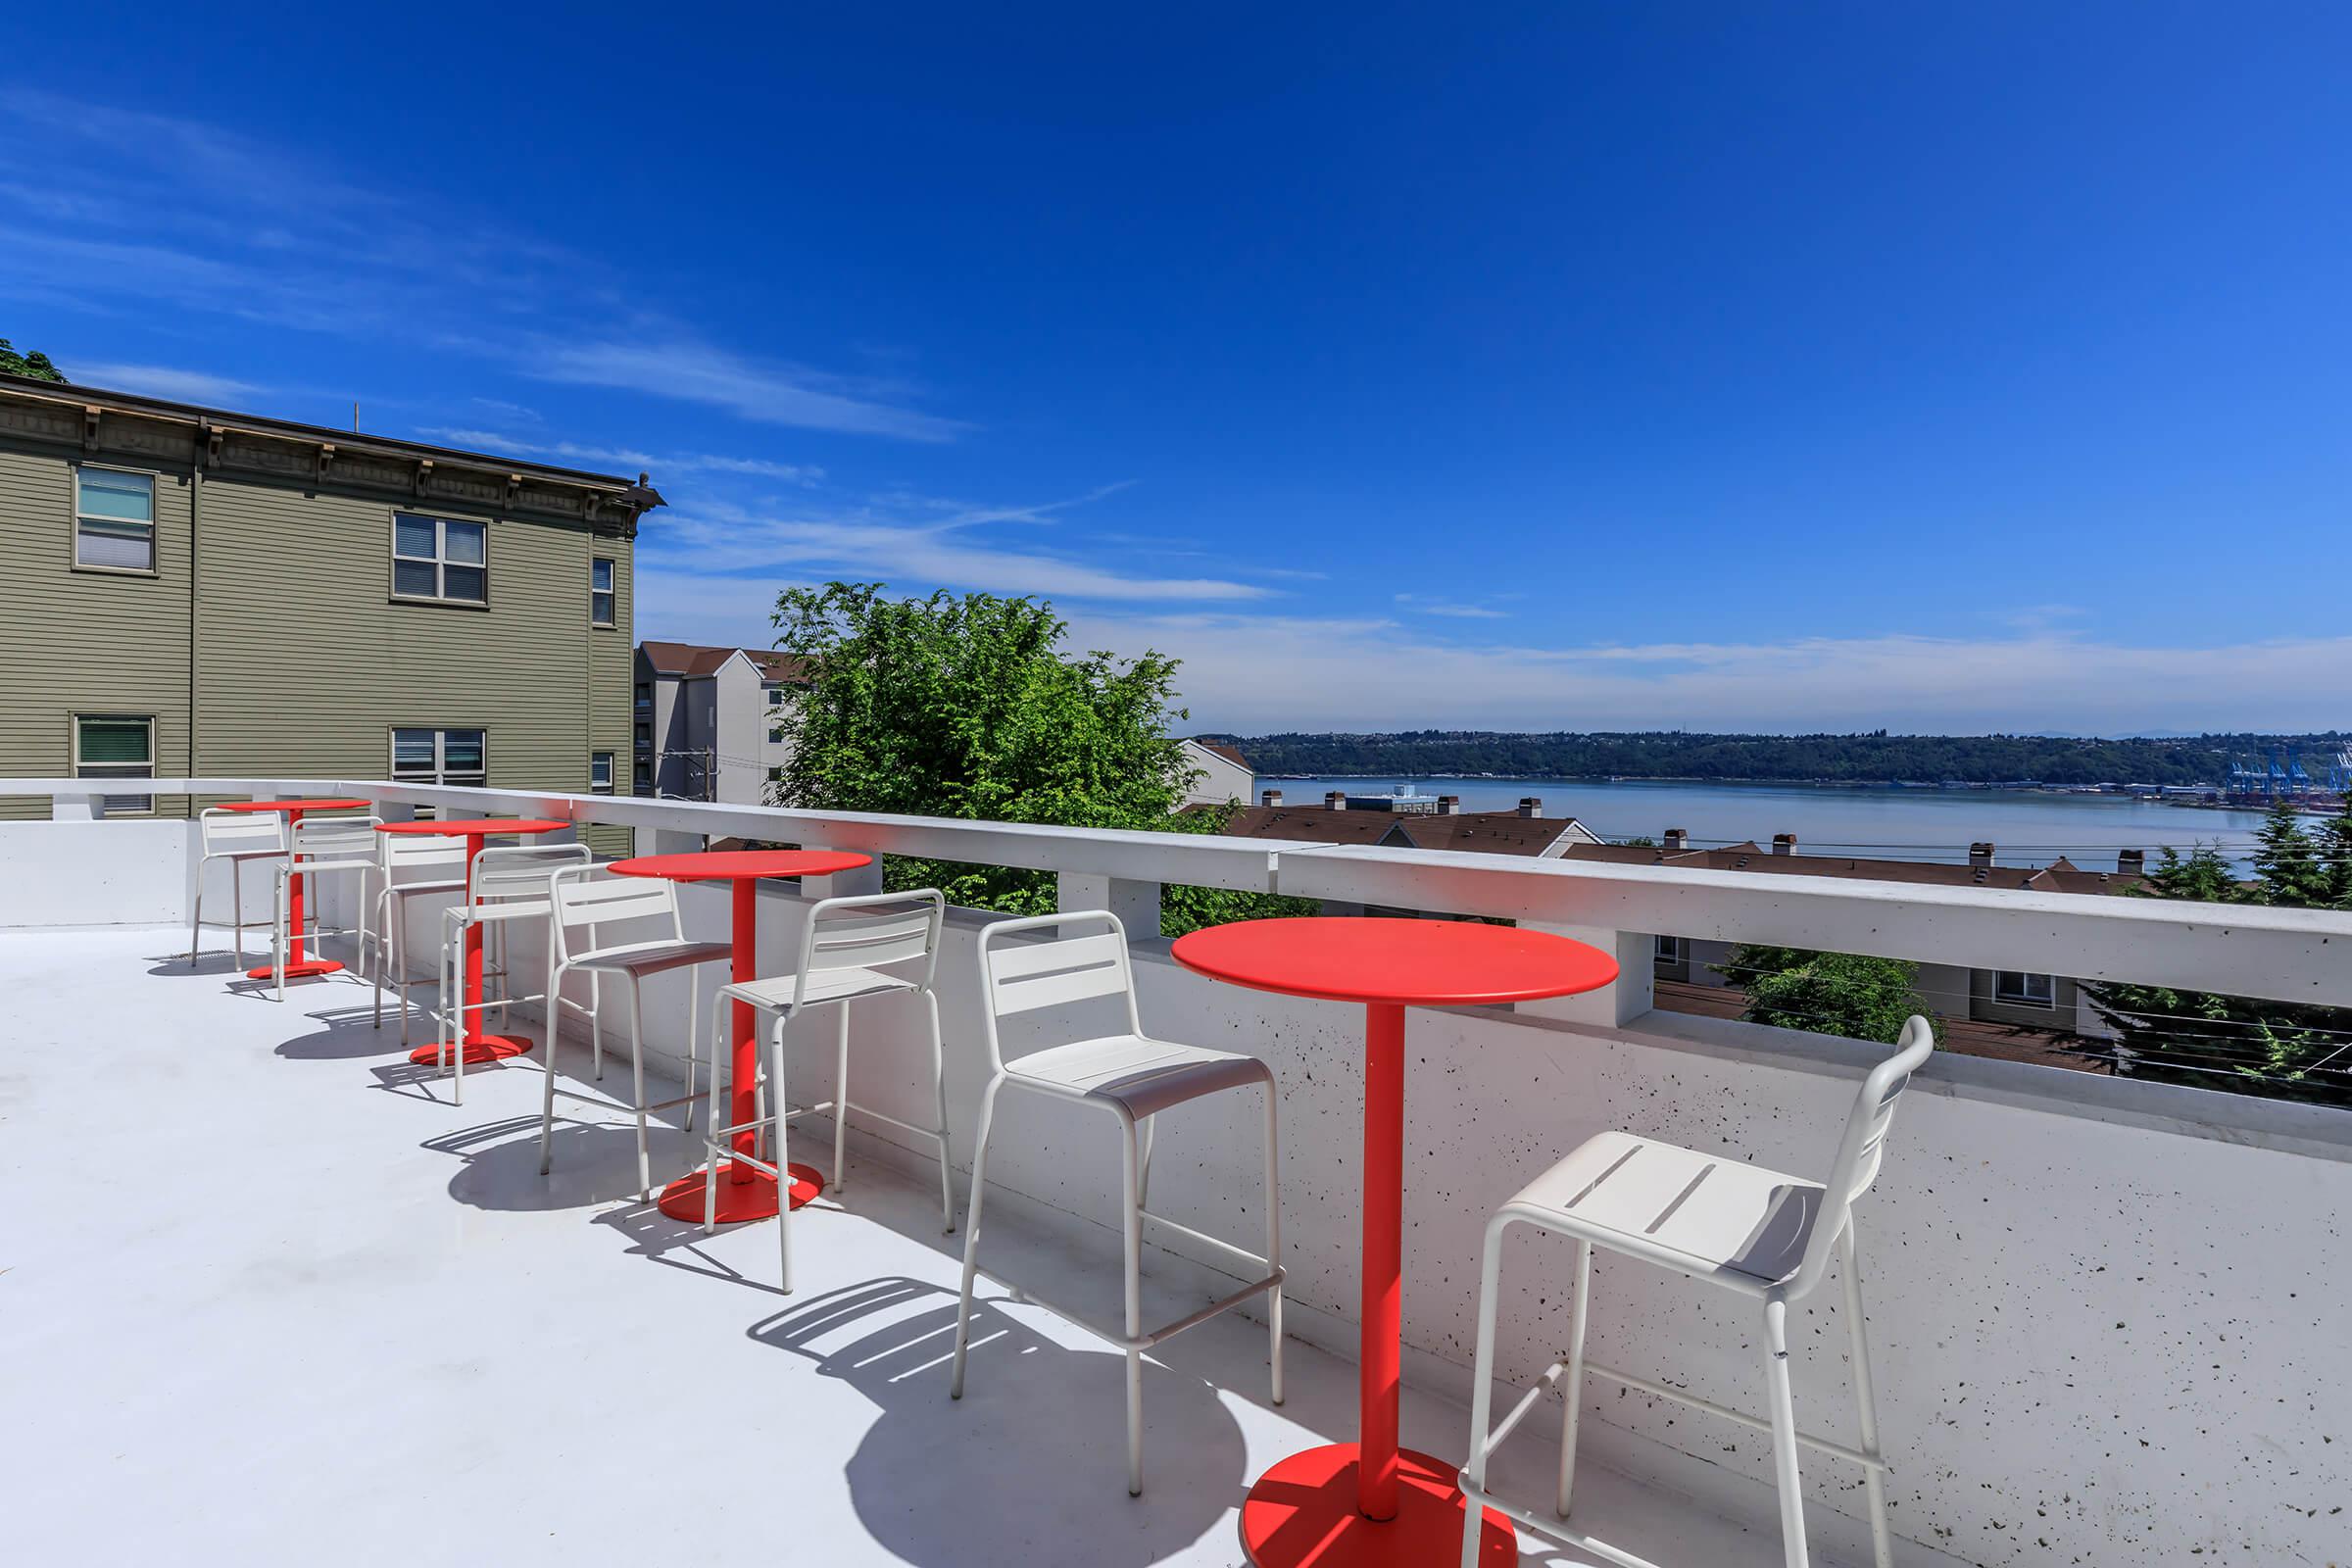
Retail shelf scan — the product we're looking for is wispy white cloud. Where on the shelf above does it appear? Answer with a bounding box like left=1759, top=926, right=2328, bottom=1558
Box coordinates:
left=518, top=337, right=968, bottom=443
left=1396, top=593, right=1510, bottom=619
left=73, top=362, right=265, bottom=404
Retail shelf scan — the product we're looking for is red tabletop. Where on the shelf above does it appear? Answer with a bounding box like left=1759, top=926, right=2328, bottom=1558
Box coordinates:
left=611, top=848, right=874, bottom=1222
left=1173, top=915, right=1617, bottom=1568
left=610, top=849, right=872, bottom=881
left=1171, top=916, right=1619, bottom=1006
left=375, top=817, right=572, bottom=838
left=219, top=797, right=368, bottom=813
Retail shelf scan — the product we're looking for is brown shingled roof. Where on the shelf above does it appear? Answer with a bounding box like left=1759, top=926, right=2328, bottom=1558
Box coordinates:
left=641, top=641, right=813, bottom=682
left=1193, top=741, right=1250, bottom=767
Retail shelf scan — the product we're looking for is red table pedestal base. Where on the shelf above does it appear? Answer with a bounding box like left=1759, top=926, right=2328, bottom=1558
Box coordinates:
left=409, top=1035, right=533, bottom=1068
left=655, top=1158, right=823, bottom=1223
left=247, top=956, right=344, bottom=981
left=1240, top=1445, right=1516, bottom=1568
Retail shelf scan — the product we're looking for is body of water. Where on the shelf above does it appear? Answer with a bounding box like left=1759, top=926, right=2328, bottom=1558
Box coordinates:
left=1265, top=776, right=2279, bottom=870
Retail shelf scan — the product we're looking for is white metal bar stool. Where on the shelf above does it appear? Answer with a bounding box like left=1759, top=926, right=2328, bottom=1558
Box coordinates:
left=269, top=814, right=383, bottom=999
left=691, top=889, right=955, bottom=1293
left=950, top=910, right=1284, bottom=1497
left=187, top=806, right=287, bottom=964
left=430, top=843, right=594, bottom=1103
left=369, top=828, right=470, bottom=1043
left=1458, top=1018, right=1935, bottom=1568
left=542, top=865, right=731, bottom=1200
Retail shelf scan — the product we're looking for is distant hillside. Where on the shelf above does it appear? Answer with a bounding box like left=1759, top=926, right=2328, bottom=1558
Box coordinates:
left=1207, top=730, right=2352, bottom=787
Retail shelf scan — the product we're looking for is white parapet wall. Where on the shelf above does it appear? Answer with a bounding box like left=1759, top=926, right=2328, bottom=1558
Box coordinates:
left=3, top=778, right=2349, bottom=1565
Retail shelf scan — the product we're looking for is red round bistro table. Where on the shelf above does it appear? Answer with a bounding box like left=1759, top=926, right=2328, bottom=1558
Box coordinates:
left=376, top=819, right=570, bottom=1067
left=1169, top=916, right=1620, bottom=1568
left=609, top=849, right=873, bottom=1225
left=219, top=798, right=369, bottom=980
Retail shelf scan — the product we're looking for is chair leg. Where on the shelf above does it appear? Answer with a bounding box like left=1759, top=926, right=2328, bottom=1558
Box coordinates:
left=949, top=1074, right=1004, bottom=1401
left=396, top=903, right=415, bottom=1047
left=1261, top=1080, right=1284, bottom=1405
left=771, top=1017, right=793, bottom=1294
left=273, top=875, right=288, bottom=1002
left=627, top=979, right=652, bottom=1202
left=925, top=989, right=955, bottom=1235
left=1840, top=1225, right=1895, bottom=1568
left=1762, top=1297, right=1812, bottom=1568
left=831, top=1001, right=852, bottom=1193
left=372, top=889, right=388, bottom=1028
left=678, top=972, right=692, bottom=1132
left=1121, top=1113, right=1145, bottom=1497
left=451, top=914, right=466, bottom=1105
left=592, top=970, right=606, bottom=1080
left=189, top=857, right=207, bottom=964
left=1460, top=1215, right=1510, bottom=1568
left=1557, top=1239, right=1592, bottom=1517
left=1135, top=1114, right=1156, bottom=1208
left=701, top=997, right=724, bottom=1232
left=540, top=960, right=564, bottom=1176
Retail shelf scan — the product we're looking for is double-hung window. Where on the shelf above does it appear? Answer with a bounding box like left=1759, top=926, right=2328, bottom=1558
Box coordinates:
left=75, top=467, right=156, bottom=571
left=1994, top=970, right=2056, bottom=1006
left=391, top=728, right=488, bottom=788
left=590, top=559, right=616, bottom=626
left=393, top=514, right=487, bottom=604
left=74, top=714, right=155, bottom=813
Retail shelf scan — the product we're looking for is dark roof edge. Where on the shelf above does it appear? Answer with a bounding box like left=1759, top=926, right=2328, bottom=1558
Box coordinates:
left=0, top=371, right=650, bottom=496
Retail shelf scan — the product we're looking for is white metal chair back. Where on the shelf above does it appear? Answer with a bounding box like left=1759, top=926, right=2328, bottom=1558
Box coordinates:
left=795, top=889, right=945, bottom=992
left=1786, top=1016, right=1935, bottom=1298
left=469, top=843, right=590, bottom=905
left=199, top=807, right=284, bottom=856
left=548, top=864, right=686, bottom=962
left=290, top=814, right=380, bottom=864
left=975, top=910, right=1144, bottom=1076
left=378, top=828, right=468, bottom=880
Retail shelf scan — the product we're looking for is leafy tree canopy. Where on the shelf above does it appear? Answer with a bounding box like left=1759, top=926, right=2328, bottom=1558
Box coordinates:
left=0, top=339, right=67, bottom=382
left=770, top=581, right=1314, bottom=933
left=1715, top=943, right=1937, bottom=1048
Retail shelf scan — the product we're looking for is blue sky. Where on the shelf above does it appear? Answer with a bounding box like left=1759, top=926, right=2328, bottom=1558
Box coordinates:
left=8, top=4, right=2351, bottom=735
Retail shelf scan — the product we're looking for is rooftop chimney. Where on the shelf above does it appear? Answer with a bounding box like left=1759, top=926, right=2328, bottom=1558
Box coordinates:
left=1518, top=797, right=1544, bottom=818
left=2118, top=848, right=2145, bottom=876
left=1772, top=832, right=1796, bottom=856
left=1437, top=794, right=1460, bottom=814
left=1325, top=791, right=1347, bottom=811
left=1260, top=789, right=1284, bottom=808
left=1969, top=841, right=1995, bottom=869
left=1663, top=827, right=1689, bottom=852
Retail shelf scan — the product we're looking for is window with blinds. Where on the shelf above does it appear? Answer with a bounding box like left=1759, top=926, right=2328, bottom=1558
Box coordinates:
left=391, top=728, right=487, bottom=789
left=75, top=468, right=156, bottom=571
left=74, top=714, right=155, bottom=814
left=392, top=514, right=487, bottom=603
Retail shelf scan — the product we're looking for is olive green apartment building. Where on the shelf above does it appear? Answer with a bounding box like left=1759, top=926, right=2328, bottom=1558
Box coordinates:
left=0, top=371, right=661, bottom=839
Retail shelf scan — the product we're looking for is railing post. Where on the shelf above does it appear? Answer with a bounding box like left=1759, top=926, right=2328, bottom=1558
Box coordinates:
left=1518, top=922, right=1654, bottom=1026
left=1057, top=871, right=1161, bottom=937
left=805, top=848, right=883, bottom=900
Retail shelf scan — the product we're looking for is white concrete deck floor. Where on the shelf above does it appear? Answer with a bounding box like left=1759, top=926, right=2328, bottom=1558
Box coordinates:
left=2, top=927, right=1813, bottom=1567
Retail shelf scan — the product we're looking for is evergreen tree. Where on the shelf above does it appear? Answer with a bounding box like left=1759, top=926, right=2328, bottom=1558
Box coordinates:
left=0, top=339, right=67, bottom=382
left=2082, top=796, right=2352, bottom=1103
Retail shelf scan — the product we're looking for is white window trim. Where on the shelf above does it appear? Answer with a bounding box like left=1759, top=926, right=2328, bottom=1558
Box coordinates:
left=73, top=465, right=159, bottom=574
left=590, top=751, right=615, bottom=793
left=389, top=727, right=489, bottom=788
left=72, top=712, right=156, bottom=815
left=590, top=558, right=617, bottom=627
left=1993, top=969, right=2057, bottom=1006
left=390, top=513, right=489, bottom=606
left=1653, top=934, right=1685, bottom=964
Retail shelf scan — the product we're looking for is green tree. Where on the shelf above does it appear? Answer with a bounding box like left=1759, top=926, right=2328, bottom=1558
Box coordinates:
left=1715, top=943, right=1937, bottom=1047
left=2083, top=796, right=2352, bottom=1102
left=0, top=339, right=67, bottom=382
left=769, top=581, right=1314, bottom=934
